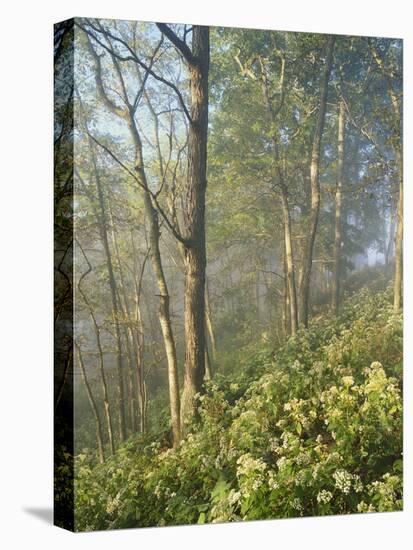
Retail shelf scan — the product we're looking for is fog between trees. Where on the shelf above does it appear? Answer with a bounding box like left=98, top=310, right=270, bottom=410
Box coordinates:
left=54, top=19, right=403, bottom=528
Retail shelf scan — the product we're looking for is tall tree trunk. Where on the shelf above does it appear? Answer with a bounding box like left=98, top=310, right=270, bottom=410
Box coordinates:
left=393, top=167, right=403, bottom=311
left=179, top=26, right=210, bottom=427
left=79, top=287, right=115, bottom=455
left=108, top=205, right=141, bottom=433
left=140, top=184, right=181, bottom=446
left=86, top=32, right=182, bottom=446
left=385, top=202, right=395, bottom=268
left=122, top=326, right=137, bottom=433
left=205, top=278, right=217, bottom=359
left=204, top=344, right=213, bottom=381
left=392, top=116, right=403, bottom=312
left=258, top=52, right=298, bottom=336
left=131, top=238, right=149, bottom=435
left=282, top=243, right=291, bottom=335
left=332, top=100, right=345, bottom=315
left=135, top=295, right=146, bottom=435
left=90, top=150, right=127, bottom=442
left=280, top=185, right=298, bottom=335
left=76, top=345, right=105, bottom=464
left=76, top=93, right=127, bottom=444
left=127, top=103, right=181, bottom=447
left=370, top=43, right=403, bottom=311
left=298, top=36, right=335, bottom=327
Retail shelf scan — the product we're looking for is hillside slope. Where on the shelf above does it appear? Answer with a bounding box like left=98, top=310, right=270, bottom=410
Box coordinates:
left=74, top=285, right=403, bottom=531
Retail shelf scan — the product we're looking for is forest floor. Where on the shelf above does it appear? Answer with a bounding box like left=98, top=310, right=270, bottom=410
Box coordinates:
left=71, top=271, right=403, bottom=531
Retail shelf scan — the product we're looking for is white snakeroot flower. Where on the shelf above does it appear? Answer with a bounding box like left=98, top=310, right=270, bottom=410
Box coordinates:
left=317, top=490, right=333, bottom=504
left=236, top=454, right=267, bottom=477
left=106, top=495, right=120, bottom=514
left=353, top=475, right=363, bottom=493
left=276, top=456, right=287, bottom=470
left=296, top=453, right=311, bottom=467
left=269, top=437, right=281, bottom=453
left=333, top=469, right=353, bottom=494
left=154, top=481, right=163, bottom=498
left=268, top=471, right=279, bottom=491
left=292, top=497, right=303, bottom=511
left=342, top=375, right=355, bottom=387
left=228, top=489, right=241, bottom=506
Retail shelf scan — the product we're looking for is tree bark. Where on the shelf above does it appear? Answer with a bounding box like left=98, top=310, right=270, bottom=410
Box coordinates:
left=90, top=149, right=127, bottom=442
left=131, top=238, right=149, bottom=435
left=130, top=113, right=182, bottom=445
left=332, top=100, right=345, bottom=315
left=282, top=243, right=291, bottom=335
left=258, top=52, right=298, bottom=335
left=391, top=113, right=403, bottom=313
left=204, top=344, right=213, bottom=381
left=298, top=35, right=335, bottom=327
left=179, top=26, right=210, bottom=428
left=205, top=278, right=217, bottom=359
left=78, top=287, right=115, bottom=455
left=85, top=34, right=182, bottom=447
left=280, top=185, right=298, bottom=334
left=137, top=164, right=182, bottom=447
left=108, top=205, right=143, bottom=434
left=76, top=345, right=105, bottom=464
left=370, top=42, right=403, bottom=311
left=393, top=162, right=403, bottom=311
left=384, top=201, right=395, bottom=268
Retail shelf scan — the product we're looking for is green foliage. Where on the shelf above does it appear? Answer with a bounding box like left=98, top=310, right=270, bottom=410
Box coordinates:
left=74, top=286, right=402, bottom=530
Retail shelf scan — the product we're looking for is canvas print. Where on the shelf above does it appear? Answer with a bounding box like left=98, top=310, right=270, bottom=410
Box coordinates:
left=54, top=18, right=403, bottom=531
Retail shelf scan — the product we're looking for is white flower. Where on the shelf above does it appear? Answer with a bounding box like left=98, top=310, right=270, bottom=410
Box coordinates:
left=236, top=454, right=267, bottom=477
left=333, top=469, right=353, bottom=494
left=268, top=471, right=279, bottom=491
left=106, top=494, right=121, bottom=514
left=228, top=489, right=241, bottom=506
left=342, top=376, right=355, bottom=387
left=353, top=475, right=363, bottom=493
left=276, top=456, right=287, bottom=470
left=317, top=490, right=333, bottom=504
left=291, top=498, right=303, bottom=511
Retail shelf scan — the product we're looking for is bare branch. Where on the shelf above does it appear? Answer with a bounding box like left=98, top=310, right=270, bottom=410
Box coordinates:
left=156, top=23, right=196, bottom=66
left=84, top=32, right=128, bottom=119
left=77, top=20, right=193, bottom=123
left=87, top=132, right=188, bottom=246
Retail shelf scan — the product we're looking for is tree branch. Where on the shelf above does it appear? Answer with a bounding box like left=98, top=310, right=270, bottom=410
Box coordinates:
left=156, top=23, right=196, bottom=66
left=87, top=132, right=188, bottom=246
left=77, top=20, right=193, bottom=123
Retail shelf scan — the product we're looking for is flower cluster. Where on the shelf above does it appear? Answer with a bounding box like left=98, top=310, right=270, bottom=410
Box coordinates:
left=317, top=490, right=333, bottom=504
left=333, top=470, right=353, bottom=494
left=73, top=287, right=403, bottom=530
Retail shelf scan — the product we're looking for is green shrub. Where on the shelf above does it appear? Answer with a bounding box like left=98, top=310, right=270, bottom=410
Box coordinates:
left=74, top=285, right=403, bottom=530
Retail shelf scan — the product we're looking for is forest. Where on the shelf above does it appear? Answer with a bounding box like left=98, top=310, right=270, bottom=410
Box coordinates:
left=54, top=18, right=403, bottom=530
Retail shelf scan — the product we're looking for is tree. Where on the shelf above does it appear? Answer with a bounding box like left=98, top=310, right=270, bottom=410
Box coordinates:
left=331, top=100, right=345, bottom=315
left=157, top=24, right=210, bottom=426
left=370, top=41, right=403, bottom=311
left=298, top=35, right=335, bottom=327
left=75, top=343, right=105, bottom=463
left=75, top=113, right=128, bottom=442
left=78, top=20, right=182, bottom=446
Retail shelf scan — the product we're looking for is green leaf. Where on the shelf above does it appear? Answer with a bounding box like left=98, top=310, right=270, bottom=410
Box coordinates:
left=198, top=512, right=206, bottom=524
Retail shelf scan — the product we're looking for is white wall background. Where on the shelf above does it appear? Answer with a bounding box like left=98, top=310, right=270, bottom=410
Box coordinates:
left=0, top=0, right=411, bottom=548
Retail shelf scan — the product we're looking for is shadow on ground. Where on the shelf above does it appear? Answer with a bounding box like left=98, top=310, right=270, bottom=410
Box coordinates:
left=24, top=507, right=53, bottom=525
